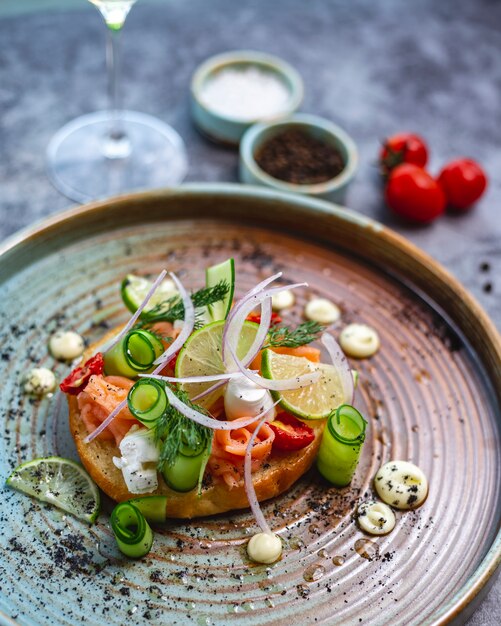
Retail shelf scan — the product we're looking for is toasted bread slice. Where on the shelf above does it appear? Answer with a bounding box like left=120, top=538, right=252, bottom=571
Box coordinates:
left=68, top=332, right=325, bottom=519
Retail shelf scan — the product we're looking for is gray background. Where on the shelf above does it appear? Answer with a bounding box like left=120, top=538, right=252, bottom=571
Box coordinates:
left=0, top=0, right=499, bottom=623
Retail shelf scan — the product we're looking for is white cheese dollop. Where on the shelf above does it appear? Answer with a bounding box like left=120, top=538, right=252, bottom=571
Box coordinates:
left=374, top=460, right=428, bottom=510
left=247, top=532, right=282, bottom=564
left=113, top=426, right=160, bottom=495
left=224, top=376, right=276, bottom=421
left=304, top=298, right=341, bottom=324
left=339, top=323, right=380, bottom=358
left=271, top=289, right=295, bottom=311
left=24, top=368, right=56, bottom=396
left=49, top=330, right=85, bottom=361
left=357, top=500, right=396, bottom=535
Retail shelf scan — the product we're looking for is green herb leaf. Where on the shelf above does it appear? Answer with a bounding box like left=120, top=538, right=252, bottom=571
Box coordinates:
left=155, top=387, right=212, bottom=472
left=136, top=280, right=230, bottom=329
left=263, top=320, right=325, bottom=349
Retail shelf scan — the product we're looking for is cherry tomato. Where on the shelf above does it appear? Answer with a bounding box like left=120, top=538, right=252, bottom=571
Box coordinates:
left=437, top=158, right=487, bottom=211
left=246, top=311, right=282, bottom=326
left=385, top=164, right=446, bottom=223
left=269, top=413, right=315, bottom=452
left=380, top=133, right=428, bottom=176
left=60, top=353, right=104, bottom=395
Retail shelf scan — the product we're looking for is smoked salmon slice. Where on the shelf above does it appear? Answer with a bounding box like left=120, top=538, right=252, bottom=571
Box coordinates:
left=208, top=420, right=275, bottom=488
left=77, top=374, right=139, bottom=445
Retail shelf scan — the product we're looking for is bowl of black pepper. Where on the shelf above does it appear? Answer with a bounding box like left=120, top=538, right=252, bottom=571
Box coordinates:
left=239, top=114, right=358, bottom=203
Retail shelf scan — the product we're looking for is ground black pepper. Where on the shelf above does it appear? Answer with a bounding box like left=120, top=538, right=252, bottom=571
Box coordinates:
left=254, top=129, right=345, bottom=185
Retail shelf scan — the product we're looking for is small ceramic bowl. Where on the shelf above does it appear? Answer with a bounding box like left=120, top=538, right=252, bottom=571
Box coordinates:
left=191, top=50, right=304, bottom=146
left=239, top=113, right=358, bottom=203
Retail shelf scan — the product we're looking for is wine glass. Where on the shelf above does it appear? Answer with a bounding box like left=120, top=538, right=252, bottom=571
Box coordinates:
left=47, top=0, right=187, bottom=203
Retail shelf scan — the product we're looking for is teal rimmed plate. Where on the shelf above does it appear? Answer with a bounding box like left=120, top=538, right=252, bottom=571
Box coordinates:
left=0, top=184, right=499, bottom=625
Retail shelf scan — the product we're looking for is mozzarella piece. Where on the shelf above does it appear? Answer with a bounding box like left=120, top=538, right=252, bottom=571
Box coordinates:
left=374, top=460, right=428, bottom=510
left=247, top=532, right=282, bottom=564
left=113, top=426, right=160, bottom=495
left=49, top=330, right=85, bottom=361
left=224, top=376, right=276, bottom=421
left=340, top=323, right=380, bottom=358
left=357, top=500, right=396, bottom=535
left=271, top=289, right=295, bottom=311
left=304, top=298, right=341, bottom=324
left=24, top=368, right=56, bottom=396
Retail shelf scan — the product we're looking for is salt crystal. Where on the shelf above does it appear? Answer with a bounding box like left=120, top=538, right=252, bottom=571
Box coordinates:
left=199, top=66, right=291, bottom=121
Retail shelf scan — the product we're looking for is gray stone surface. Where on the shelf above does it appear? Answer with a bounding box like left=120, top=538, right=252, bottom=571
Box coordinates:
left=0, top=0, right=499, bottom=623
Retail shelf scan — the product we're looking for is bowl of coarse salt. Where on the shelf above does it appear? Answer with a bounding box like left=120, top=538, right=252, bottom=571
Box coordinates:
left=191, top=50, right=304, bottom=145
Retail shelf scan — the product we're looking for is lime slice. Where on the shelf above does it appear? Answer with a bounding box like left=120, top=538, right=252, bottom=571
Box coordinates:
left=6, top=457, right=101, bottom=524
left=175, top=320, right=258, bottom=408
left=261, top=349, right=347, bottom=420
left=121, top=274, right=178, bottom=315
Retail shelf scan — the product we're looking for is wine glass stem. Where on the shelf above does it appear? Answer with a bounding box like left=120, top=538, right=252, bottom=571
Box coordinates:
left=104, top=26, right=131, bottom=158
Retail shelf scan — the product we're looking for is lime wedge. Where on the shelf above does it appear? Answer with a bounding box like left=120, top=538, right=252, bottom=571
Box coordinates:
left=121, top=274, right=178, bottom=315
left=261, top=349, right=347, bottom=420
left=175, top=320, right=258, bottom=408
left=6, top=457, right=100, bottom=524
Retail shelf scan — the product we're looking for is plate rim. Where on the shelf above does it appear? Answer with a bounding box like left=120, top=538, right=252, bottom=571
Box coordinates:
left=0, top=182, right=499, bottom=626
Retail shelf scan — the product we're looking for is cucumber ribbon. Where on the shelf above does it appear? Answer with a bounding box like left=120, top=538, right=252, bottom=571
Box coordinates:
left=127, top=378, right=168, bottom=427
left=111, top=502, right=154, bottom=558
left=104, top=329, right=164, bottom=378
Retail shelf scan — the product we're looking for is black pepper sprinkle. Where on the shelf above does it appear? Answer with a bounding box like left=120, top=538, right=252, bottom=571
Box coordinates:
left=254, top=128, right=345, bottom=185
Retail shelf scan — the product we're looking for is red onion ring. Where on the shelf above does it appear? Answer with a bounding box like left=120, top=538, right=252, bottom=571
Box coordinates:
left=142, top=372, right=242, bottom=385
left=244, top=412, right=273, bottom=535
left=241, top=297, right=272, bottom=366
left=84, top=398, right=127, bottom=444
left=222, top=273, right=283, bottom=364
left=176, top=296, right=273, bottom=403
left=321, top=332, right=354, bottom=404
left=194, top=295, right=273, bottom=402
left=153, top=272, right=195, bottom=370
left=223, top=283, right=307, bottom=371
left=224, top=272, right=282, bottom=337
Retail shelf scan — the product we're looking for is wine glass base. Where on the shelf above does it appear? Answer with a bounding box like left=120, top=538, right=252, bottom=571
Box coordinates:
left=47, top=110, right=188, bottom=203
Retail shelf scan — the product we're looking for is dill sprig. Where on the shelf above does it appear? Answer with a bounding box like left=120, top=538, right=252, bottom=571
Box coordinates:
left=154, top=386, right=213, bottom=471
left=263, top=320, right=324, bottom=349
left=136, top=280, right=229, bottom=330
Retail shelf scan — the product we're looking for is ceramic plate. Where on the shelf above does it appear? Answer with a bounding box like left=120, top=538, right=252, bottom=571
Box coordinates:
left=0, top=185, right=499, bottom=626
